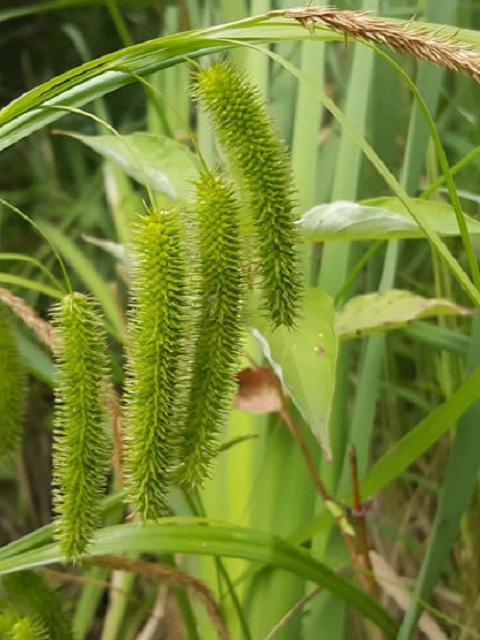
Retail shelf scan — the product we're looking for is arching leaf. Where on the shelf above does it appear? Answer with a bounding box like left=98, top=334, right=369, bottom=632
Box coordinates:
left=300, top=198, right=480, bottom=242
left=61, top=132, right=199, bottom=200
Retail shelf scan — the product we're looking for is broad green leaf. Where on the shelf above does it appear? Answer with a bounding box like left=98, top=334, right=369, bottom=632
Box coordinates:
left=62, top=132, right=199, bottom=200
left=335, top=290, right=473, bottom=340
left=249, top=288, right=337, bottom=459
left=300, top=197, right=480, bottom=242
left=0, top=523, right=397, bottom=637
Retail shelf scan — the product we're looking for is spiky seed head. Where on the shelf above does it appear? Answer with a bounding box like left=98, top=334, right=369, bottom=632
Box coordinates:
left=176, top=172, right=243, bottom=488
left=51, top=293, right=110, bottom=562
left=123, top=209, right=188, bottom=520
left=194, top=61, right=303, bottom=329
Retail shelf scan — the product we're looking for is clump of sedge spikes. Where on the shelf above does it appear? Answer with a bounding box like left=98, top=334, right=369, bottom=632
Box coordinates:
left=51, top=293, right=111, bottom=561
left=0, top=303, right=26, bottom=462
left=194, top=60, right=303, bottom=329
left=123, top=209, right=187, bottom=520
left=176, top=172, right=243, bottom=488
left=50, top=58, right=305, bottom=518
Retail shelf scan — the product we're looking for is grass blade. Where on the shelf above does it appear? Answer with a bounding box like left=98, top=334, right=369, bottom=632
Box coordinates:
left=40, top=222, right=123, bottom=337
left=0, top=523, right=398, bottom=637
left=397, top=317, right=480, bottom=638
left=360, top=358, right=480, bottom=501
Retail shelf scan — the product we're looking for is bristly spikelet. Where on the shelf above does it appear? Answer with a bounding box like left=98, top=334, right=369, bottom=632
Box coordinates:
left=176, top=172, right=243, bottom=488
left=194, top=60, right=303, bottom=329
left=0, top=604, right=47, bottom=640
left=1, top=571, right=72, bottom=640
left=51, top=293, right=110, bottom=562
left=124, top=210, right=187, bottom=520
left=0, top=303, right=27, bottom=462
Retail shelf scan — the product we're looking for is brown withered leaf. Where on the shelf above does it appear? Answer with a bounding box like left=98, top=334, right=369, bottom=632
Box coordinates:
left=234, top=367, right=284, bottom=414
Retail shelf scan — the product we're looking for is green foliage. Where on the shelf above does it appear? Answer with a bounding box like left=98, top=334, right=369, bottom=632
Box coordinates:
left=0, top=304, right=26, bottom=462
left=0, top=570, right=72, bottom=640
left=51, top=293, right=111, bottom=561
left=194, top=61, right=303, bottom=329
left=123, top=209, right=187, bottom=519
left=249, top=288, right=337, bottom=457
left=335, top=290, right=472, bottom=340
left=301, top=197, right=480, bottom=241
left=0, top=523, right=398, bottom=637
left=176, top=172, right=243, bottom=488
left=64, top=132, right=200, bottom=199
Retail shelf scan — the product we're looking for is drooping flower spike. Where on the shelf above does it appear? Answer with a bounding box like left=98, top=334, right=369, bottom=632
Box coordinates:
left=51, top=292, right=110, bottom=561
left=0, top=302, right=26, bottom=462
left=123, top=209, right=188, bottom=520
left=194, top=60, right=303, bottom=329
left=176, top=172, right=243, bottom=488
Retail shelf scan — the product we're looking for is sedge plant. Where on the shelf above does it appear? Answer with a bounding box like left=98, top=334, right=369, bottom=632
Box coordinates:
left=2, top=4, right=480, bottom=640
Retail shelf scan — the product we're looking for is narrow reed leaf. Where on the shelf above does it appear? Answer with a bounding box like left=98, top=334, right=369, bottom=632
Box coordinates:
left=176, top=172, right=243, bottom=488
left=0, top=570, right=73, bottom=640
left=51, top=293, right=110, bottom=561
left=194, top=61, right=303, bottom=329
left=124, top=210, right=187, bottom=520
left=0, top=303, right=26, bottom=462
left=0, top=523, right=398, bottom=637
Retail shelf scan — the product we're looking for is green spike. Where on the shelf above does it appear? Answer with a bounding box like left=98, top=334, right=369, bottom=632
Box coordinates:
left=51, top=293, right=110, bottom=561
left=0, top=606, right=45, bottom=640
left=0, top=303, right=26, bottom=462
left=1, top=570, right=72, bottom=639
left=176, top=172, right=243, bottom=488
left=194, top=60, right=303, bottom=329
left=124, top=209, right=187, bottom=520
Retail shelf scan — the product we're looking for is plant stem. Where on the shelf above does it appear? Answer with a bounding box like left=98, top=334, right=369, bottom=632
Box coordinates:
left=349, top=445, right=379, bottom=600
left=279, top=404, right=362, bottom=576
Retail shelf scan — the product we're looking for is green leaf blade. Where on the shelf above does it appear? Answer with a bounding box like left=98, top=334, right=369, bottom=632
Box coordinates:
left=0, top=523, right=398, bottom=637
left=301, top=197, right=480, bottom=242
left=62, top=132, right=200, bottom=200
left=249, top=288, right=337, bottom=458
left=336, top=290, right=473, bottom=340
